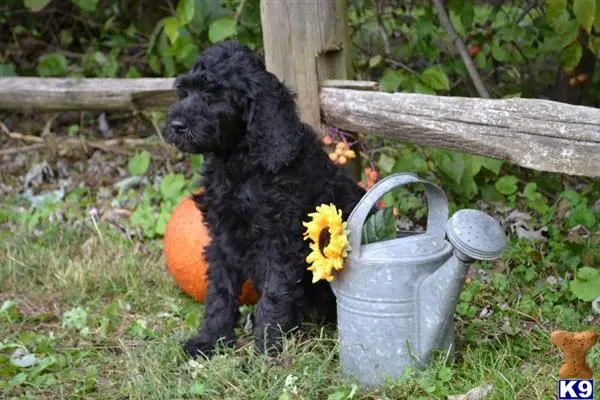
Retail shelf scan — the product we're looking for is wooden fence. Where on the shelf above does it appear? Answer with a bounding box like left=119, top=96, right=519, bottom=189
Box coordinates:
left=1, top=0, right=599, bottom=179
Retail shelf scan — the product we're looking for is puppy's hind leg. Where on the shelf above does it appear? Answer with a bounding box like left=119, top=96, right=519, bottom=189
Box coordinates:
left=253, top=265, right=306, bottom=355
left=183, top=244, right=243, bottom=359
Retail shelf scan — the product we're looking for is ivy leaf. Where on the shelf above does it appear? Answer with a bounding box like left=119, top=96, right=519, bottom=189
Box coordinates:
left=560, top=43, right=582, bottom=73
left=362, top=207, right=396, bottom=245
left=177, top=0, right=196, bottom=24
left=24, top=0, right=51, bottom=12
left=37, top=53, right=68, bottom=77
left=164, top=17, right=181, bottom=44
left=546, top=0, right=568, bottom=27
left=421, top=67, right=450, bottom=91
left=495, top=176, right=519, bottom=195
left=570, top=267, right=600, bottom=301
left=208, top=17, right=237, bottom=43
left=573, top=0, right=596, bottom=33
left=379, top=70, right=404, bottom=92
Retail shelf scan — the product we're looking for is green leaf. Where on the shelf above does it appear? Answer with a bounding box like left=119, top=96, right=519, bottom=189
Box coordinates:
left=523, top=182, right=539, bottom=201
left=570, top=267, right=600, bottom=301
left=67, top=124, right=80, bottom=137
left=148, top=55, right=161, bottom=75
left=160, top=173, right=187, bottom=201
left=127, top=319, right=153, bottom=339
left=595, top=0, right=600, bottom=32
left=479, top=157, right=503, bottom=175
left=24, top=0, right=51, bottom=11
left=460, top=173, right=478, bottom=200
left=392, top=153, right=428, bottom=174
left=437, top=366, right=453, bottom=382
left=369, top=55, right=382, bottom=68
left=459, top=0, right=475, bottom=31
left=495, top=176, right=519, bottom=195
left=36, top=53, right=68, bottom=77
left=72, top=0, right=98, bottom=12
left=164, top=17, right=181, bottom=44
left=573, top=0, right=596, bottom=33
left=190, top=154, right=204, bottom=170
left=62, top=307, right=88, bottom=330
left=208, top=17, right=237, bottom=43
left=10, top=372, right=28, bottom=387
left=561, top=190, right=582, bottom=205
left=590, top=36, right=600, bottom=57
left=177, top=0, right=196, bottom=24
left=0, top=63, right=17, bottom=77
left=432, top=151, right=464, bottom=185
left=560, top=43, right=583, bottom=73
left=189, top=383, right=205, bottom=395
left=491, top=43, right=510, bottom=62
left=569, top=204, right=597, bottom=228
left=327, top=390, right=347, bottom=400
left=378, top=153, right=396, bottom=174
left=128, top=151, right=151, bottom=176
left=362, top=207, right=396, bottom=245
left=413, top=83, right=437, bottom=95
left=546, top=0, right=568, bottom=26
left=421, top=67, right=450, bottom=91
left=378, top=70, right=404, bottom=92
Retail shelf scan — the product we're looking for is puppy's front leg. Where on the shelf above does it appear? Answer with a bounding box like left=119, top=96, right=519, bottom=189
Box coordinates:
left=253, top=266, right=305, bottom=355
left=183, top=244, right=242, bottom=359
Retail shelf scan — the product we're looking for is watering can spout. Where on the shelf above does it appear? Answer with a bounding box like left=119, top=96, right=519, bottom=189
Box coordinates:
left=418, top=209, right=507, bottom=362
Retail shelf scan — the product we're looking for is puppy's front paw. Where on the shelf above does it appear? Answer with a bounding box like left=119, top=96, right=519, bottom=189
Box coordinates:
left=182, top=335, right=215, bottom=359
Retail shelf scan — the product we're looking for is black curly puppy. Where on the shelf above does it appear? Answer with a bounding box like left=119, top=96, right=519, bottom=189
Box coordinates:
left=163, top=40, right=365, bottom=358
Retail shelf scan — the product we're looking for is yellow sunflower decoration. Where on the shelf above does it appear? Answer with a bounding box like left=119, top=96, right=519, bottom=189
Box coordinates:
left=303, top=204, right=351, bottom=283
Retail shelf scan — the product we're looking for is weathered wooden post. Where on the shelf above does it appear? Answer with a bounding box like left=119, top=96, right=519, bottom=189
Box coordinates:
left=260, top=0, right=361, bottom=180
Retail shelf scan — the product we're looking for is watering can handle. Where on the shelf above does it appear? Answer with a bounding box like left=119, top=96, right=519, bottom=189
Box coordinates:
left=347, top=173, right=449, bottom=257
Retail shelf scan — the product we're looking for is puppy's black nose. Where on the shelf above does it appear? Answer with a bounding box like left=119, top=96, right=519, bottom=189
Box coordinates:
left=170, top=119, right=187, bottom=133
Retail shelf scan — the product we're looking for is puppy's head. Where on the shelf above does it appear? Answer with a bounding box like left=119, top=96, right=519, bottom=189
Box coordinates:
left=164, top=41, right=302, bottom=172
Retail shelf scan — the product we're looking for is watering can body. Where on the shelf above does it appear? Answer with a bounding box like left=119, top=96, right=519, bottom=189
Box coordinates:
left=330, top=173, right=506, bottom=388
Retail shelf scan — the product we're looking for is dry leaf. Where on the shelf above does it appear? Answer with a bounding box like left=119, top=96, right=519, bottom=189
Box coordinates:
left=447, top=383, right=493, bottom=400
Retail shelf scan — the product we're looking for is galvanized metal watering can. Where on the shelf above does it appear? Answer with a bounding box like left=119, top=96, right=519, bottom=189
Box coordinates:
left=330, top=173, right=506, bottom=387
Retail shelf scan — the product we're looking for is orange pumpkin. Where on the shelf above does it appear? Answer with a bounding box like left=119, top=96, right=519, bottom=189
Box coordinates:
left=163, top=193, right=260, bottom=305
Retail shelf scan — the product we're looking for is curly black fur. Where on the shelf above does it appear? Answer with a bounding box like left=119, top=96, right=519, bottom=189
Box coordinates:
left=163, top=40, right=365, bottom=358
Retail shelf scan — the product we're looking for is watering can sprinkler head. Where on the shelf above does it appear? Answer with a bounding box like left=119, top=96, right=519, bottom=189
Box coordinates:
left=446, top=209, right=506, bottom=264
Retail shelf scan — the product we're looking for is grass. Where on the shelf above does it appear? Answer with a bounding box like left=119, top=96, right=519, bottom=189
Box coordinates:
left=1, top=218, right=599, bottom=399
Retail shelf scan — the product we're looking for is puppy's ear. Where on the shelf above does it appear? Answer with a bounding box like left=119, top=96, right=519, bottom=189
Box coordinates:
left=245, top=77, right=302, bottom=173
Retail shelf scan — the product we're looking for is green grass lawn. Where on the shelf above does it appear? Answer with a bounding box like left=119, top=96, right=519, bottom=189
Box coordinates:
left=1, top=218, right=598, bottom=400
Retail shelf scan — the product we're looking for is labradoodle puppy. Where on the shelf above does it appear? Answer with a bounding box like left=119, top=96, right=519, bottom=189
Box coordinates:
left=163, top=40, right=365, bottom=358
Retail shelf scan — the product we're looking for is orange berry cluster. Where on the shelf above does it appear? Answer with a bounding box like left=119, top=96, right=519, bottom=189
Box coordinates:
left=324, top=136, right=357, bottom=166
left=358, top=166, right=379, bottom=190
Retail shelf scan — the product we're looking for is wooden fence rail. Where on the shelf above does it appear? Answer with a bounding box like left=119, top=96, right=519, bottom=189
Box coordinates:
left=1, top=77, right=599, bottom=178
